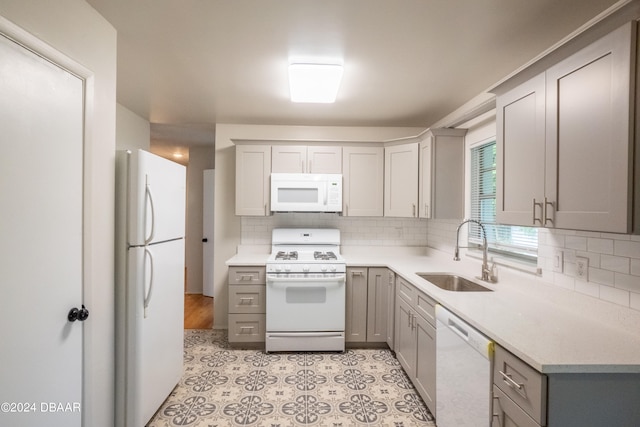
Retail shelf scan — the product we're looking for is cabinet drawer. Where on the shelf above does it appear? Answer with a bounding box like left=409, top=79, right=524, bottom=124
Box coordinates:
left=492, top=385, right=541, bottom=427
left=494, top=345, right=547, bottom=425
left=228, top=266, right=266, bottom=285
left=415, top=290, right=436, bottom=327
left=229, top=285, right=265, bottom=313
left=396, top=276, right=416, bottom=304
left=228, top=314, right=265, bottom=343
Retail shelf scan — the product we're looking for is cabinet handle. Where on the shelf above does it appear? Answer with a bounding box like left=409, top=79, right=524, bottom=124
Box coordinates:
left=499, top=370, right=523, bottom=390
left=412, top=204, right=416, bottom=217
left=301, top=160, right=305, bottom=173
left=264, top=204, right=267, bottom=216
left=308, top=160, right=312, bottom=173
left=239, top=297, right=254, bottom=304
left=240, top=275, right=253, bottom=281
left=532, top=198, right=543, bottom=225
left=425, top=204, right=430, bottom=219
left=240, top=326, right=254, bottom=333
left=544, top=197, right=554, bottom=225
left=351, top=271, right=364, bottom=277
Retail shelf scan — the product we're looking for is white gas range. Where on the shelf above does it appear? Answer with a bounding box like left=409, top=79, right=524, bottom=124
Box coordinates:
left=265, top=228, right=346, bottom=352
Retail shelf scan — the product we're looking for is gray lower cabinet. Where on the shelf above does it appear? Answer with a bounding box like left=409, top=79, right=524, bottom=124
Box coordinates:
left=346, top=267, right=392, bottom=344
left=493, top=344, right=546, bottom=426
left=394, top=275, right=436, bottom=414
left=228, top=266, right=266, bottom=344
left=493, top=344, right=640, bottom=426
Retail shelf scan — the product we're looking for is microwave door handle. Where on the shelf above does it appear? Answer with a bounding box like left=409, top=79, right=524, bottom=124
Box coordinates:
left=324, top=182, right=328, bottom=205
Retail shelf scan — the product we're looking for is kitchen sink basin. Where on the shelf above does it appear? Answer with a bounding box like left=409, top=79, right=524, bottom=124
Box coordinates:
left=416, top=273, right=493, bottom=292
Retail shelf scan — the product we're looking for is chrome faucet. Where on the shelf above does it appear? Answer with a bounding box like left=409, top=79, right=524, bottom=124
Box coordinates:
left=454, top=219, right=491, bottom=282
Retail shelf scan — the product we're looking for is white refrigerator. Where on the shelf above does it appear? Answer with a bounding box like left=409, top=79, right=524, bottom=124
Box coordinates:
left=115, top=149, right=186, bottom=427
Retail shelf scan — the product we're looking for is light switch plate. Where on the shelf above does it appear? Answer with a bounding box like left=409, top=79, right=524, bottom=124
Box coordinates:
left=576, top=256, right=589, bottom=281
left=553, top=250, right=564, bottom=273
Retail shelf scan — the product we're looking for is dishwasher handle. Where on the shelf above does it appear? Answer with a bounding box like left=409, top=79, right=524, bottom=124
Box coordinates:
left=436, top=304, right=494, bottom=359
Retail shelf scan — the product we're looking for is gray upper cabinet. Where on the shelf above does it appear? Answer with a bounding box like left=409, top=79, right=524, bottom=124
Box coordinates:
left=496, top=22, right=638, bottom=233
left=384, top=142, right=419, bottom=218
left=235, top=144, right=271, bottom=216
left=418, top=128, right=467, bottom=219
left=271, top=145, right=342, bottom=174
left=342, top=146, right=384, bottom=216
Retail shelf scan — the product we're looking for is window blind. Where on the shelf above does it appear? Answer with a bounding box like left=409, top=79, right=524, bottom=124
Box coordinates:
left=469, top=141, right=538, bottom=259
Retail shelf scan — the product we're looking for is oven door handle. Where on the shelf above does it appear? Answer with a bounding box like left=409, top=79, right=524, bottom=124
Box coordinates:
left=266, top=274, right=346, bottom=283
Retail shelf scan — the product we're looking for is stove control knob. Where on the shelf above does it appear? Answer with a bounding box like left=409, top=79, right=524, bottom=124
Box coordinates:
left=329, top=265, right=337, bottom=272
left=303, top=265, right=310, bottom=272
left=320, top=265, right=328, bottom=272
left=284, top=265, right=291, bottom=272
left=275, top=265, right=282, bottom=272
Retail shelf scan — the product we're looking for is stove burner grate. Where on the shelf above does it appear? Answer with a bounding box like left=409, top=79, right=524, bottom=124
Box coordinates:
left=275, top=251, right=298, bottom=261
left=314, top=251, right=337, bottom=261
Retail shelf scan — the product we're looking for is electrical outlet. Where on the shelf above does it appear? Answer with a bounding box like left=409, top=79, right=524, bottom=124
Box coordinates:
left=576, top=256, right=589, bottom=281
left=553, top=249, right=564, bottom=273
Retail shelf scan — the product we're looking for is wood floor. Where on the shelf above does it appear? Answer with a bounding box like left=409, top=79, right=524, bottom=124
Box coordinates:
left=184, top=294, right=213, bottom=329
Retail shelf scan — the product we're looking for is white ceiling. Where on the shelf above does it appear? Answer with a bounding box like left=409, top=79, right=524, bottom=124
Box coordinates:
left=87, top=0, right=621, bottom=142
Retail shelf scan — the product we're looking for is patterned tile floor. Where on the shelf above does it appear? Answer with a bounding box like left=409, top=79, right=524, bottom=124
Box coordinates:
left=147, top=329, right=436, bottom=426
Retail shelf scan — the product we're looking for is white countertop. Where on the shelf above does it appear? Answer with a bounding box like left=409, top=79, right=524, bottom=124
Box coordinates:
left=226, top=245, right=640, bottom=374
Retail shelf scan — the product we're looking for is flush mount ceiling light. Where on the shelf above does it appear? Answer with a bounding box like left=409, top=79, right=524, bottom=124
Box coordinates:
left=288, top=63, right=343, bottom=103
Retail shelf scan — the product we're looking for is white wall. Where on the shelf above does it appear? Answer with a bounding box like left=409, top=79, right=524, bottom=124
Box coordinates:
left=185, top=146, right=215, bottom=294
left=116, top=103, right=150, bottom=151
left=214, top=124, right=424, bottom=328
left=0, top=1, right=117, bottom=426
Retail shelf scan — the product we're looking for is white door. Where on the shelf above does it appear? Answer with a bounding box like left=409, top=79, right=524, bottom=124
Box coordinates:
left=203, top=169, right=215, bottom=297
left=0, top=33, right=84, bottom=426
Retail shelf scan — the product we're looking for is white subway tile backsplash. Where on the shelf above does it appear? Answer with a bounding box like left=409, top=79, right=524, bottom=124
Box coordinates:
left=614, top=240, right=640, bottom=259
left=599, top=285, right=630, bottom=307
left=587, top=237, right=614, bottom=255
left=614, top=272, right=640, bottom=293
left=600, top=254, right=630, bottom=274
left=630, top=292, right=640, bottom=311
left=588, top=267, right=615, bottom=287
left=536, top=229, right=638, bottom=310
left=240, top=214, right=429, bottom=247
left=565, top=235, right=587, bottom=251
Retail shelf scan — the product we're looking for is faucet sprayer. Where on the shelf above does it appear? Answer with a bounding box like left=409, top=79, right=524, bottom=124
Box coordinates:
left=454, top=219, right=492, bottom=282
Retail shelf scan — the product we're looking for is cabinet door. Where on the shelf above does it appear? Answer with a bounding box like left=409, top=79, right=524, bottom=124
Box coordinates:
left=345, top=268, right=368, bottom=343
left=342, top=146, right=384, bottom=216
left=545, top=22, right=634, bottom=233
left=271, top=145, right=306, bottom=173
left=366, top=268, right=388, bottom=343
left=385, top=143, right=419, bottom=217
left=414, top=314, right=436, bottom=414
left=386, top=270, right=396, bottom=349
left=235, top=145, right=271, bottom=216
left=492, top=386, right=541, bottom=427
left=395, top=297, right=416, bottom=376
left=496, top=73, right=546, bottom=226
left=418, top=137, right=433, bottom=219
left=307, top=146, right=342, bottom=173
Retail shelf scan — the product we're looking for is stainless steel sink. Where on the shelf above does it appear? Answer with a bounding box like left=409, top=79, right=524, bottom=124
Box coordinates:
left=416, top=273, right=493, bottom=292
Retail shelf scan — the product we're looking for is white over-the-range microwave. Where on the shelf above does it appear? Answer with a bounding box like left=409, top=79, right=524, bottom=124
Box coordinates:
left=270, top=173, right=342, bottom=213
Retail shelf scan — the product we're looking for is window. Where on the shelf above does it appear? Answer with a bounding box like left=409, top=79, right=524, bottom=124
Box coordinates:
left=469, top=140, right=538, bottom=261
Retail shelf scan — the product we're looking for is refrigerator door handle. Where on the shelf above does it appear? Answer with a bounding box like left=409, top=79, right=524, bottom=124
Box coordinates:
left=143, top=247, right=154, bottom=318
left=145, top=182, right=156, bottom=244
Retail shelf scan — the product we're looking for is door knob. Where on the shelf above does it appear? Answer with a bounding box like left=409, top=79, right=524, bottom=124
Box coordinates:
left=68, top=305, right=89, bottom=322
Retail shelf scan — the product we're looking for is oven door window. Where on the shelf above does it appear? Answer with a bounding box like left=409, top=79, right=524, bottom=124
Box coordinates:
left=286, top=286, right=326, bottom=303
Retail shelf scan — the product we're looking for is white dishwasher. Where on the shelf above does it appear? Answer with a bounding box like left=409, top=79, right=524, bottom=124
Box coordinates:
left=436, top=305, right=494, bottom=427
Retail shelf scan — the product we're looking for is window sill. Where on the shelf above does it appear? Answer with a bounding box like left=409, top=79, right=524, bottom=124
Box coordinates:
left=465, top=248, right=541, bottom=276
